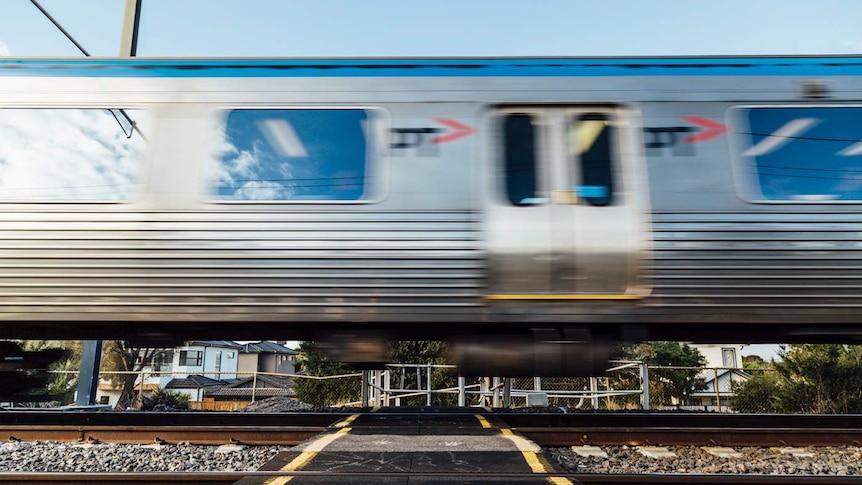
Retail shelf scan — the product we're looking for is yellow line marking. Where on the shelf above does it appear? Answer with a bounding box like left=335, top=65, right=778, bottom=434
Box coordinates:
left=500, top=428, right=573, bottom=485
left=501, top=428, right=541, bottom=452
left=333, top=414, right=359, bottom=428
left=486, top=294, right=644, bottom=300
left=475, top=414, right=493, bottom=428
left=264, top=427, right=352, bottom=485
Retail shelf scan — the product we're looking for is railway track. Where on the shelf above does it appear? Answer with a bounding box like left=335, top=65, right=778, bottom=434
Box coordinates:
left=0, top=472, right=858, bottom=484
left=1, top=411, right=860, bottom=483
left=1, top=411, right=860, bottom=447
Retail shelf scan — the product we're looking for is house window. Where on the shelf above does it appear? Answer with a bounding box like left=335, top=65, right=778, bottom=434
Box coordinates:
left=722, top=348, right=738, bottom=368
left=214, top=351, right=222, bottom=374
left=99, top=396, right=110, bottom=405
left=152, top=350, right=174, bottom=372
left=733, top=106, right=862, bottom=201
left=211, top=108, right=376, bottom=201
left=0, top=108, right=149, bottom=201
left=179, top=350, right=203, bottom=366
left=502, top=113, right=540, bottom=206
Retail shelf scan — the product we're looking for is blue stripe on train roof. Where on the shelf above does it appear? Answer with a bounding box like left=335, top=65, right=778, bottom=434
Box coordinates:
left=1, top=57, right=862, bottom=77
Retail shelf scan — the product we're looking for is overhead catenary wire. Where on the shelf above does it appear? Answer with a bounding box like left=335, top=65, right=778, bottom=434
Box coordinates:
left=28, top=0, right=147, bottom=142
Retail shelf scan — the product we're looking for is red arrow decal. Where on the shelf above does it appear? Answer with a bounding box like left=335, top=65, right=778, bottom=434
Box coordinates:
left=430, top=118, right=476, bottom=144
left=681, top=116, right=728, bottom=143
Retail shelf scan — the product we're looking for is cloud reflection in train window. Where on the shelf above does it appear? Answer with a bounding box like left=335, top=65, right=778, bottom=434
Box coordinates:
left=0, top=108, right=148, bottom=201
left=212, top=109, right=370, bottom=201
left=738, top=107, right=862, bottom=202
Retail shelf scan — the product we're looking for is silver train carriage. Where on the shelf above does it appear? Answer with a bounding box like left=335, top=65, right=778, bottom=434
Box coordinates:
left=0, top=57, right=861, bottom=373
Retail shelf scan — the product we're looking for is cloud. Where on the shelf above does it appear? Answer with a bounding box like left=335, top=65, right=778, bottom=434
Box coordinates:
left=0, top=109, right=149, bottom=200
left=0, top=40, right=10, bottom=56
left=210, top=117, right=294, bottom=200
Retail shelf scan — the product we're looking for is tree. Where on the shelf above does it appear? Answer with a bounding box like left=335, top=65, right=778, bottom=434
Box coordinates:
left=388, top=341, right=456, bottom=406
left=616, top=342, right=706, bottom=407
left=293, top=340, right=454, bottom=407
left=293, top=341, right=361, bottom=407
left=101, top=342, right=172, bottom=410
left=732, top=344, right=862, bottom=414
left=4, top=340, right=74, bottom=406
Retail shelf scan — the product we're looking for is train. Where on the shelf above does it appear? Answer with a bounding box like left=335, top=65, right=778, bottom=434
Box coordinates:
left=0, top=56, right=861, bottom=375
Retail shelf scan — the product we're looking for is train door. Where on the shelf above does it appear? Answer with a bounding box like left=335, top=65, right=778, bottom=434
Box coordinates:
left=486, top=106, right=649, bottom=298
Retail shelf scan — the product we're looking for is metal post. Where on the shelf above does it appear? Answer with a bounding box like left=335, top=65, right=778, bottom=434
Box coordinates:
left=119, top=0, right=143, bottom=57
left=590, top=377, right=599, bottom=410
left=75, top=340, right=103, bottom=406
left=640, top=362, right=650, bottom=410
left=714, top=368, right=721, bottom=411
left=458, top=376, right=466, bottom=407
left=251, top=372, right=257, bottom=403
left=138, top=369, right=145, bottom=408
left=503, top=377, right=512, bottom=409
left=361, top=370, right=370, bottom=407
left=492, top=377, right=501, bottom=408
left=375, top=370, right=383, bottom=407
left=534, top=376, right=541, bottom=392
left=426, top=366, right=432, bottom=406
left=384, top=369, right=391, bottom=407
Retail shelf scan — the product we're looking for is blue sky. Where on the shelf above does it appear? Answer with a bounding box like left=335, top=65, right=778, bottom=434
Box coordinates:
left=1, top=0, right=861, bottom=57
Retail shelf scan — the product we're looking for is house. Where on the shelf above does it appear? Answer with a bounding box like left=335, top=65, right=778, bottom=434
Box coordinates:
left=200, top=374, right=295, bottom=410
left=93, top=340, right=243, bottom=407
left=683, top=344, right=750, bottom=412
left=690, top=344, right=745, bottom=369
left=169, top=340, right=244, bottom=382
left=162, top=374, right=228, bottom=403
left=91, top=340, right=301, bottom=408
left=237, top=341, right=298, bottom=375
left=688, top=368, right=751, bottom=411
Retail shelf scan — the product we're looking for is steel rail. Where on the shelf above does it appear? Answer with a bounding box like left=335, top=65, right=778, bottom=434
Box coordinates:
left=1, top=411, right=861, bottom=446
left=0, top=472, right=857, bottom=484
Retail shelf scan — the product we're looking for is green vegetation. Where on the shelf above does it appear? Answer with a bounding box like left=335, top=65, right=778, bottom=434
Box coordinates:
left=732, top=344, right=862, bottom=413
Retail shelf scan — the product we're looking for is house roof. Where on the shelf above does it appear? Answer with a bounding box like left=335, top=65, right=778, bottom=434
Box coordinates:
left=691, top=369, right=752, bottom=396
left=208, top=374, right=295, bottom=398
left=164, top=375, right=227, bottom=390
left=241, top=341, right=298, bottom=355
left=185, top=340, right=245, bottom=350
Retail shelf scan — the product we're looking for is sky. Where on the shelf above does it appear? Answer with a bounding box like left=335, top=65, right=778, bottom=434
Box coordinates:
left=3, top=0, right=851, bottom=360
left=0, top=0, right=860, bottom=58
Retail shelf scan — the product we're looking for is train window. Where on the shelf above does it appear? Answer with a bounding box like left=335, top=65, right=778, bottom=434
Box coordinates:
left=502, top=113, right=540, bottom=206
left=212, top=109, right=372, bottom=201
left=0, top=108, right=149, bottom=202
left=735, top=106, right=862, bottom=201
left=569, top=113, right=615, bottom=206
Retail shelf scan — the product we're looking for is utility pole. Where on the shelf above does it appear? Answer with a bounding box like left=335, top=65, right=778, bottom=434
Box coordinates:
left=75, top=0, right=142, bottom=407
left=119, top=0, right=143, bottom=57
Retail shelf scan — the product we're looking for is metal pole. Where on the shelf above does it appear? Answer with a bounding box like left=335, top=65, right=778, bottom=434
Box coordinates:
left=384, top=369, right=391, bottom=407
left=119, top=0, right=143, bottom=57
left=458, top=376, right=466, bottom=407
left=641, top=362, right=650, bottom=410
left=590, top=377, right=599, bottom=410
left=426, top=366, right=432, bottom=406
left=492, top=377, right=501, bottom=408
left=75, top=340, right=103, bottom=406
left=503, top=377, right=512, bottom=409
left=714, top=368, right=721, bottom=411
left=251, top=372, right=257, bottom=403
left=361, top=370, right=369, bottom=407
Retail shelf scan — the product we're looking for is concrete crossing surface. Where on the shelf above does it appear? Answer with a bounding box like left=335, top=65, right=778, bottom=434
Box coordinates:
left=236, top=408, right=572, bottom=484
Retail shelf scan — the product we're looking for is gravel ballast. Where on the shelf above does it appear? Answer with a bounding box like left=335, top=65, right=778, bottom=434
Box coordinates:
left=1, top=440, right=861, bottom=474
left=549, top=445, right=862, bottom=475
